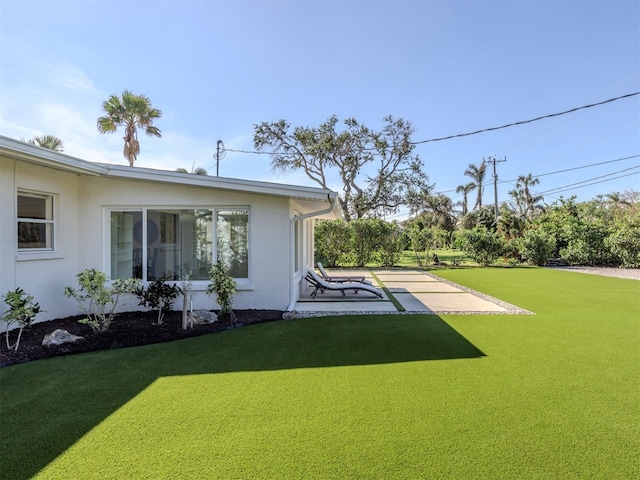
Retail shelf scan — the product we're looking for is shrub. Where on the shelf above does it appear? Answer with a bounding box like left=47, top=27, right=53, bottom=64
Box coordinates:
left=375, top=221, right=403, bottom=267
left=64, top=269, right=140, bottom=333
left=605, top=223, right=640, bottom=268
left=457, top=227, right=504, bottom=266
left=136, top=277, right=181, bottom=325
left=207, top=263, right=236, bottom=322
left=315, top=220, right=352, bottom=267
left=519, top=229, right=556, bottom=266
left=350, top=219, right=380, bottom=267
left=1, top=288, right=41, bottom=351
left=560, top=222, right=613, bottom=266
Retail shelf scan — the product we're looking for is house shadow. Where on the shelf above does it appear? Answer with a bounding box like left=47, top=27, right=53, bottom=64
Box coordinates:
left=182, top=314, right=486, bottom=374
left=15, top=315, right=484, bottom=480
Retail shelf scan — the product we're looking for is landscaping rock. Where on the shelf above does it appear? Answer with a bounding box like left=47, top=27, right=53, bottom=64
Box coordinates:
left=42, top=329, right=84, bottom=347
left=189, top=310, right=218, bottom=325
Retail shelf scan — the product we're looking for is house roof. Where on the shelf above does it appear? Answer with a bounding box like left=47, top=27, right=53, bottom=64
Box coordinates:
left=0, top=135, right=339, bottom=207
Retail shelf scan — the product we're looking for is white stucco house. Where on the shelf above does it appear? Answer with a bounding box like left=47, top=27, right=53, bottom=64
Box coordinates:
left=0, top=135, right=338, bottom=324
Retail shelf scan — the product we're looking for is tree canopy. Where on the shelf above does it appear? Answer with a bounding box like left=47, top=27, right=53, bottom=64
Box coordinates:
left=21, top=135, right=64, bottom=152
left=97, top=90, right=162, bottom=166
left=253, top=115, right=431, bottom=221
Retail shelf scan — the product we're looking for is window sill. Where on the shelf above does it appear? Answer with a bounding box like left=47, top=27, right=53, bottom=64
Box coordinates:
left=188, top=281, right=254, bottom=291
left=16, top=251, right=64, bottom=262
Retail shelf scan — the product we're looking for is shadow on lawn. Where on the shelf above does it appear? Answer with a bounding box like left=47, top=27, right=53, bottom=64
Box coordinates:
left=4, top=314, right=484, bottom=480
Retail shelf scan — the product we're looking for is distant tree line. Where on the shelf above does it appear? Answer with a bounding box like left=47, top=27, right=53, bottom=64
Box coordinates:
left=316, top=191, right=640, bottom=269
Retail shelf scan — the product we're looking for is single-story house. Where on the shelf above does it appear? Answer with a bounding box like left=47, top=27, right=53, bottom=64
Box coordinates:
left=0, top=135, right=339, bottom=324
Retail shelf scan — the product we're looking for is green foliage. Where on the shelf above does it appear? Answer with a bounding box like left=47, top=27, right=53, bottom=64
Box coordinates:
left=457, top=227, right=504, bottom=266
left=518, top=229, right=556, bottom=266
left=315, top=220, right=352, bottom=267
left=374, top=221, right=403, bottom=267
left=533, top=194, right=640, bottom=267
left=406, top=223, right=433, bottom=266
left=254, top=115, right=431, bottom=220
left=497, top=204, right=526, bottom=239
left=349, top=219, right=380, bottom=267
left=97, top=90, right=162, bottom=166
left=605, top=223, right=640, bottom=268
left=136, top=278, right=181, bottom=325
left=315, top=218, right=403, bottom=267
left=459, top=206, right=496, bottom=231
left=64, top=269, right=141, bottom=333
left=1, top=288, right=41, bottom=351
left=207, top=263, right=236, bottom=320
left=560, top=221, right=613, bottom=266
left=21, top=134, right=64, bottom=152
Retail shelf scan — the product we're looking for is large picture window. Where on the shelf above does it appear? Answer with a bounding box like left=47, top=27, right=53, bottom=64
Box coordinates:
left=17, top=191, right=54, bottom=250
left=109, top=207, right=249, bottom=282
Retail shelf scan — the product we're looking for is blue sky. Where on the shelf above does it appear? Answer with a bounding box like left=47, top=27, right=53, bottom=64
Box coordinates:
left=1, top=0, right=638, bottom=217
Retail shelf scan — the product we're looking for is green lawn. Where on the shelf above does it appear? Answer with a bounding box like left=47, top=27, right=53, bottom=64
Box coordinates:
left=1, top=268, right=638, bottom=479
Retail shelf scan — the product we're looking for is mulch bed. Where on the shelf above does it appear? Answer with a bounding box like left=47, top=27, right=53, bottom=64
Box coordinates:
left=0, top=309, right=284, bottom=368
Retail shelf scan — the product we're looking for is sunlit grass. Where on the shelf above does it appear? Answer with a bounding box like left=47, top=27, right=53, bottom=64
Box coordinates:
left=1, top=268, right=638, bottom=479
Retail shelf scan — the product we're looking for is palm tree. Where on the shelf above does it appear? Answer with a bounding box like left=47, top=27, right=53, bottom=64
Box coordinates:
left=97, top=90, right=162, bottom=166
left=456, top=181, right=476, bottom=215
left=604, top=191, right=632, bottom=209
left=509, top=173, right=544, bottom=221
left=176, top=166, right=208, bottom=175
left=21, top=135, right=64, bottom=152
left=464, top=161, right=487, bottom=210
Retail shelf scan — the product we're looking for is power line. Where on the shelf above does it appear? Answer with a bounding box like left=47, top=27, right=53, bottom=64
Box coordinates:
left=535, top=167, right=640, bottom=196
left=224, top=91, right=640, bottom=156
left=535, top=172, right=640, bottom=200
left=434, top=154, right=640, bottom=195
left=412, top=92, right=639, bottom=145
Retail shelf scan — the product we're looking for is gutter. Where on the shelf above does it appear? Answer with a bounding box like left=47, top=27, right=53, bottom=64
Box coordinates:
left=286, top=192, right=338, bottom=312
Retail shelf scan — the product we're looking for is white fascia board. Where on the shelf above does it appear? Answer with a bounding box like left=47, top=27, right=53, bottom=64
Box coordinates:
left=101, top=163, right=337, bottom=202
left=0, top=134, right=336, bottom=203
left=0, top=136, right=108, bottom=176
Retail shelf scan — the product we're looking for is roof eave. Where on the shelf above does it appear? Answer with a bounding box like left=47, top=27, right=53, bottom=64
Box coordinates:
left=102, top=163, right=337, bottom=202
left=0, top=136, right=108, bottom=176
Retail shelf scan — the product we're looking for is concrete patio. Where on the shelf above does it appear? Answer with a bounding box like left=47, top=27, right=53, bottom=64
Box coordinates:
left=294, top=269, right=530, bottom=315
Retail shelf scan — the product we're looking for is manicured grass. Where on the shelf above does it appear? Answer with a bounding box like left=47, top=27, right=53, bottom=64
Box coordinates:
left=1, top=268, right=638, bottom=479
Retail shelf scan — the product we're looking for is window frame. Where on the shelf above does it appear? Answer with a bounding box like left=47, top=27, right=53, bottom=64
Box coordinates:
left=105, top=206, right=252, bottom=288
left=16, top=189, right=56, bottom=254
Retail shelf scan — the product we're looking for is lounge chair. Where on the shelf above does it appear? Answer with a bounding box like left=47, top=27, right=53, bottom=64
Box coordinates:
left=316, top=262, right=372, bottom=284
left=305, top=269, right=383, bottom=299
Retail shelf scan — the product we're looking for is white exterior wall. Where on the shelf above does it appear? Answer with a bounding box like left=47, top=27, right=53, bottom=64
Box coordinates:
left=1, top=149, right=334, bottom=326
left=76, top=175, right=293, bottom=311
left=0, top=157, right=83, bottom=321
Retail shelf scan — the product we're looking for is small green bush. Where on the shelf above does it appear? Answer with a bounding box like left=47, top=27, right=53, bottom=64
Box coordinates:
left=136, top=278, right=181, bottom=325
left=207, top=263, right=236, bottom=322
left=1, top=288, right=41, bottom=351
left=64, top=269, right=140, bottom=333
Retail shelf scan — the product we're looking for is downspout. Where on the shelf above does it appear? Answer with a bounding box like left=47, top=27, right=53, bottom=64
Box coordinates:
left=286, top=192, right=337, bottom=312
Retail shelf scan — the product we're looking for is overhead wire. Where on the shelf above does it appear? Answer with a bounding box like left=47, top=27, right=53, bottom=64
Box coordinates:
left=410, top=92, right=639, bottom=145
left=430, top=154, right=640, bottom=196
left=224, top=91, right=639, bottom=156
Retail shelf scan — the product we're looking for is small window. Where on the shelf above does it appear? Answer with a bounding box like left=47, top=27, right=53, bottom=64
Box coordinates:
left=17, top=191, right=54, bottom=250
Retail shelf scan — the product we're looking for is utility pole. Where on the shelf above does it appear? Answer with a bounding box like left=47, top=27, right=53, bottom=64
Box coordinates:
left=484, top=155, right=507, bottom=219
left=216, top=140, right=225, bottom=177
